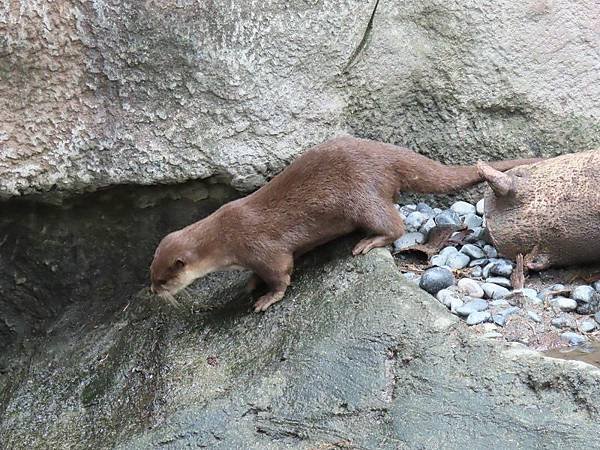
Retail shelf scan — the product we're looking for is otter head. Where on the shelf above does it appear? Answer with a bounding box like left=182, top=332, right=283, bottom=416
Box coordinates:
left=150, top=228, right=217, bottom=303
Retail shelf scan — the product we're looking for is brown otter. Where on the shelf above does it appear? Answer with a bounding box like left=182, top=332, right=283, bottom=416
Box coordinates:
left=150, top=136, right=540, bottom=311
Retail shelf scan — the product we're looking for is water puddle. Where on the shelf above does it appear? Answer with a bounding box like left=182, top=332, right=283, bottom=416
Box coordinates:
left=545, top=342, right=600, bottom=368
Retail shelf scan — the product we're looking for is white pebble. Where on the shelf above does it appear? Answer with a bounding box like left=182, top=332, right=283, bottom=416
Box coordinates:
left=481, top=283, right=510, bottom=299
left=457, top=278, right=484, bottom=298
left=476, top=198, right=485, bottom=216
left=451, top=201, right=476, bottom=216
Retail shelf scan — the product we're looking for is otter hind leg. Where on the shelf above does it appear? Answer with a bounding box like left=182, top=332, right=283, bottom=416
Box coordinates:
left=352, top=204, right=405, bottom=256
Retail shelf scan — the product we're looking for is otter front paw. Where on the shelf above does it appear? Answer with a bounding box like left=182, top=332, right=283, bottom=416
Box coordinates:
left=253, top=292, right=285, bottom=312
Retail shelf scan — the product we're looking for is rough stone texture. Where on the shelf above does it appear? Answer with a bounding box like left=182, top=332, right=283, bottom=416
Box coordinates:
left=1, top=238, right=600, bottom=449
left=0, top=180, right=238, bottom=352
left=2, top=0, right=600, bottom=200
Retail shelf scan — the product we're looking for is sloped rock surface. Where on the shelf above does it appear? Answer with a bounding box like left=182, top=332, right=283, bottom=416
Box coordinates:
left=1, top=239, right=599, bottom=449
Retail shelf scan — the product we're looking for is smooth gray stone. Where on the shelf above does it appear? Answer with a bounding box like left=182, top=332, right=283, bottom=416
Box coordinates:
left=483, top=245, right=498, bottom=258
left=466, top=311, right=491, bottom=325
left=439, top=246, right=459, bottom=258
left=552, top=297, right=577, bottom=312
left=446, top=252, right=471, bottom=270
left=461, top=244, right=485, bottom=259
left=436, top=288, right=460, bottom=308
left=394, top=232, right=426, bottom=251
left=560, top=332, right=586, bottom=346
left=551, top=315, right=577, bottom=329
left=405, top=211, right=428, bottom=232
left=463, top=213, right=483, bottom=230
left=419, top=267, right=455, bottom=295
left=456, top=299, right=489, bottom=317
left=482, top=283, right=510, bottom=299
left=457, top=278, right=484, bottom=298
left=485, top=277, right=512, bottom=288
left=451, top=201, right=476, bottom=216
left=435, top=210, right=462, bottom=229
left=419, top=218, right=437, bottom=236
left=571, top=285, right=596, bottom=304
left=476, top=199, right=485, bottom=216
left=579, top=320, right=597, bottom=333
left=489, top=260, right=513, bottom=277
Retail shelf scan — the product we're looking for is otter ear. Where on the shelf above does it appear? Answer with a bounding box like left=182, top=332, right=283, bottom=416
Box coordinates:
left=174, top=258, right=186, bottom=269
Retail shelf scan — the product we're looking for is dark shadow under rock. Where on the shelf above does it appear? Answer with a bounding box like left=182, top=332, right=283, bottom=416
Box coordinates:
left=2, top=237, right=600, bottom=449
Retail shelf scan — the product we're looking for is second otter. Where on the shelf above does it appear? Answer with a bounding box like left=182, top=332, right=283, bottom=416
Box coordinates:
left=150, top=136, right=540, bottom=311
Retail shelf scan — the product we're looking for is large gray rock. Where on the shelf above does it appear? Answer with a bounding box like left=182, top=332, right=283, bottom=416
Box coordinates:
left=1, top=238, right=600, bottom=449
left=2, top=0, right=599, bottom=200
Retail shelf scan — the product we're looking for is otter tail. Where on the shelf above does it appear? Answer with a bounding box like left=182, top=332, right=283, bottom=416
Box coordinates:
left=396, top=154, right=542, bottom=194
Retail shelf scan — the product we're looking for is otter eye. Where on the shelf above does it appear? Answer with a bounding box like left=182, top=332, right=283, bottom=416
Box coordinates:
left=174, top=258, right=185, bottom=270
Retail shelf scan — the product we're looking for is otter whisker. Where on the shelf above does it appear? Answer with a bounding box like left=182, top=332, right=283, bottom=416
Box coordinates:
left=159, top=291, right=181, bottom=308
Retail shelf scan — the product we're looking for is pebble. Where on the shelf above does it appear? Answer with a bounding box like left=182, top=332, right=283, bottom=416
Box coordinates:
left=492, top=314, right=507, bottom=327
left=451, top=201, right=476, bottom=216
left=446, top=252, right=471, bottom=270
left=593, top=281, right=600, bottom=291
left=439, top=246, right=459, bottom=258
left=550, top=315, right=576, bottom=329
left=471, top=266, right=483, bottom=278
left=492, top=307, right=520, bottom=327
left=483, top=331, right=503, bottom=339
left=538, top=283, right=566, bottom=300
left=560, top=332, right=586, bottom=346
left=402, top=272, right=421, bottom=285
left=466, top=311, right=491, bottom=325
left=434, top=210, right=462, bottom=229
left=405, top=211, right=428, bottom=232
left=436, top=288, right=461, bottom=308
left=595, top=311, right=600, bottom=325
left=399, top=204, right=417, bottom=216
left=450, top=296, right=464, bottom=313
left=483, top=245, right=498, bottom=258
left=416, top=202, right=435, bottom=217
left=469, top=258, right=489, bottom=267
left=430, top=254, right=448, bottom=267
left=490, top=299, right=510, bottom=307
left=489, top=260, right=513, bottom=277
left=457, top=278, right=484, bottom=298
left=463, top=214, right=483, bottom=230
left=552, top=296, right=578, bottom=312
left=576, top=295, right=600, bottom=315
left=579, top=319, right=597, bottom=333
left=419, top=218, right=436, bottom=236
left=419, top=267, right=455, bottom=295
left=482, top=262, right=495, bottom=279
left=481, top=283, right=510, bottom=299
left=472, top=227, right=488, bottom=241
left=476, top=199, right=485, bottom=216
left=485, top=276, right=512, bottom=288
left=506, top=289, right=542, bottom=306
left=571, top=285, right=596, bottom=303
left=455, top=299, right=489, bottom=316
left=500, top=306, right=520, bottom=318
left=393, top=232, right=426, bottom=251
left=460, top=244, right=485, bottom=259
left=527, top=311, right=542, bottom=323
